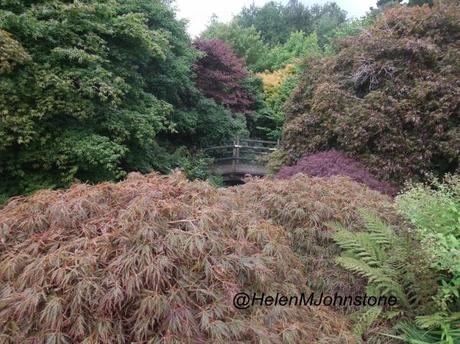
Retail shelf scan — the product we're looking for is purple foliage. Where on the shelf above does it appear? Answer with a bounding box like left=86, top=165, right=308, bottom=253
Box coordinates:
left=277, top=150, right=398, bottom=197
left=193, top=39, right=253, bottom=114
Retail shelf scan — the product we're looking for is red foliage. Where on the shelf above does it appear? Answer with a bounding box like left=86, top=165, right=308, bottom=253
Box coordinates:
left=194, top=39, right=253, bottom=113
left=0, top=172, right=361, bottom=343
left=277, top=150, right=398, bottom=196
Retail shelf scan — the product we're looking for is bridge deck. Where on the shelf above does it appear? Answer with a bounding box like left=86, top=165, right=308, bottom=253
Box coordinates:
left=204, top=137, right=278, bottom=183
left=210, top=163, right=268, bottom=177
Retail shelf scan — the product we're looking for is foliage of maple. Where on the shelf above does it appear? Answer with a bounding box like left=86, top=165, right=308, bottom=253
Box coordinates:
left=258, top=64, right=297, bottom=101
left=0, top=1, right=247, bottom=201
left=277, top=150, right=398, bottom=196
left=282, top=1, right=460, bottom=186
left=0, top=172, right=395, bottom=343
left=193, top=39, right=253, bottom=114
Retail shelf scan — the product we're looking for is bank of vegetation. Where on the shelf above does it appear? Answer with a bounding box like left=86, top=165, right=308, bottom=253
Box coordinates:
left=0, top=0, right=458, bottom=343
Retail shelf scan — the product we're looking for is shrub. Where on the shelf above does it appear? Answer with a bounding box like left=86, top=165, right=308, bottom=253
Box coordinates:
left=0, top=172, right=358, bottom=343
left=239, top=174, right=400, bottom=302
left=171, top=97, right=248, bottom=148
left=396, top=175, right=460, bottom=312
left=282, top=1, right=460, bottom=186
left=254, top=64, right=300, bottom=140
left=277, top=150, right=398, bottom=196
left=396, top=175, right=460, bottom=328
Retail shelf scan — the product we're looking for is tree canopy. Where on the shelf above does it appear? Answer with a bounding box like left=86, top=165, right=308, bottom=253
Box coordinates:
left=236, top=1, right=347, bottom=46
left=193, top=39, right=253, bottom=114
left=201, top=22, right=268, bottom=71
left=0, top=0, right=243, bottom=199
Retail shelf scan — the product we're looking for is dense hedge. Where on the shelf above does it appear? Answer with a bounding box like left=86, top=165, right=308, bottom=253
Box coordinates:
left=282, top=1, right=460, bottom=185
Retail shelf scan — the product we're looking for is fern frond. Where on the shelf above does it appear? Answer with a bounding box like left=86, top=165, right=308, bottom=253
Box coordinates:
left=359, top=209, right=398, bottom=247
left=415, top=312, right=460, bottom=329
left=386, top=322, right=443, bottom=343
left=352, top=306, right=383, bottom=338
left=336, top=257, right=408, bottom=306
left=388, top=320, right=460, bottom=344
left=332, top=228, right=386, bottom=267
left=336, top=256, right=387, bottom=284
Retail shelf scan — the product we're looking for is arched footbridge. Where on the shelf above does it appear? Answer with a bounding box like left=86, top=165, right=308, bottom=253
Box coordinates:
left=203, top=137, right=278, bottom=185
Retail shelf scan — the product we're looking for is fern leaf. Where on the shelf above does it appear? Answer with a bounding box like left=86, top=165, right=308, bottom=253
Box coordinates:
left=352, top=306, right=382, bottom=338
left=335, top=256, right=387, bottom=283
left=332, top=228, right=386, bottom=267
left=415, top=312, right=460, bottom=329
left=359, top=210, right=398, bottom=247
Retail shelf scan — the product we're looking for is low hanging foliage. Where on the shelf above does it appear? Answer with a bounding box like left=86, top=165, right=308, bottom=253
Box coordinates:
left=277, top=150, right=398, bottom=197
left=0, top=172, right=360, bottom=343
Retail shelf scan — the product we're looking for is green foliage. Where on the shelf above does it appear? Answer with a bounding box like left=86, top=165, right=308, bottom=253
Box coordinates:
left=323, top=15, right=376, bottom=55
left=333, top=175, right=460, bottom=343
left=201, top=22, right=268, bottom=71
left=391, top=314, right=460, bottom=344
left=172, top=97, right=248, bottom=147
left=239, top=73, right=278, bottom=140
left=166, top=147, right=232, bottom=184
left=200, top=18, right=324, bottom=143
left=331, top=210, right=440, bottom=340
left=236, top=1, right=347, bottom=47
left=236, top=1, right=287, bottom=45
left=200, top=2, right=349, bottom=143
left=254, top=64, right=303, bottom=140
left=396, top=176, right=460, bottom=311
left=0, top=29, right=30, bottom=73
left=310, top=2, right=347, bottom=47
left=331, top=211, right=436, bottom=311
left=174, top=149, right=213, bottom=181
left=0, top=0, right=246, bottom=200
left=351, top=306, right=383, bottom=338
left=266, top=149, right=288, bottom=175
left=377, top=0, right=402, bottom=8
left=408, top=0, right=434, bottom=6
left=0, top=0, right=271, bottom=203
left=258, top=31, right=321, bottom=71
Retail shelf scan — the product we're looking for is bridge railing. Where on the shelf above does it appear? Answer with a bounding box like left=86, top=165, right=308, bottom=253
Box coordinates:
left=203, top=136, right=278, bottom=176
